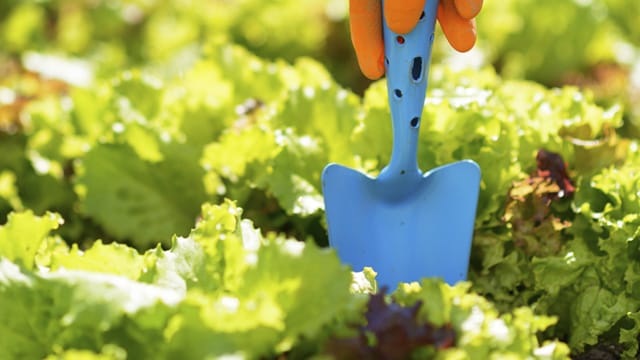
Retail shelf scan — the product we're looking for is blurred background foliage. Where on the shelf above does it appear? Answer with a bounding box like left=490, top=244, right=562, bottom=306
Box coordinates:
left=1, top=0, right=639, bottom=109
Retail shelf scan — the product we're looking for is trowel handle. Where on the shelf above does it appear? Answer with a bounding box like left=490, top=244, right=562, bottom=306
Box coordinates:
left=381, top=0, right=438, bottom=178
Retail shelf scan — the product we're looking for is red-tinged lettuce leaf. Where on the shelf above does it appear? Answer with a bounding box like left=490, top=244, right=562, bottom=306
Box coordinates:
left=502, top=149, right=574, bottom=258
left=535, top=149, right=576, bottom=197
left=528, top=158, right=640, bottom=354
left=358, top=67, right=623, bottom=235
left=324, top=289, right=455, bottom=360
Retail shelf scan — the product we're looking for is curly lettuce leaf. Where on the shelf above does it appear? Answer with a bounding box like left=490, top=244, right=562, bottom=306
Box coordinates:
left=0, top=201, right=356, bottom=359
left=0, top=210, right=62, bottom=269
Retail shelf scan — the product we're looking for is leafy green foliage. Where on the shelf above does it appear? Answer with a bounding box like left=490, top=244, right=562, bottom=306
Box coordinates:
left=529, top=158, right=640, bottom=357
left=2, top=0, right=640, bottom=358
left=0, top=206, right=569, bottom=359
left=0, top=37, right=634, bottom=357
left=0, top=202, right=352, bottom=358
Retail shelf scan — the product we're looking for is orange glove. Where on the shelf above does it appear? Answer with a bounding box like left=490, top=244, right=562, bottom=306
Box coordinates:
left=350, top=0, right=482, bottom=79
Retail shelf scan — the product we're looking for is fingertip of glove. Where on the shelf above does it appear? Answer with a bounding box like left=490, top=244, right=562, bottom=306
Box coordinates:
left=451, top=34, right=475, bottom=52
left=384, top=0, right=426, bottom=34
left=448, top=25, right=476, bottom=52
left=454, top=0, right=483, bottom=19
left=361, top=54, right=385, bottom=80
left=387, top=18, right=415, bottom=35
left=438, top=1, right=477, bottom=52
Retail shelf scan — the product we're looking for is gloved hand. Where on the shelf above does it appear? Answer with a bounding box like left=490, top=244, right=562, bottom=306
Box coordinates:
left=350, top=0, right=483, bottom=79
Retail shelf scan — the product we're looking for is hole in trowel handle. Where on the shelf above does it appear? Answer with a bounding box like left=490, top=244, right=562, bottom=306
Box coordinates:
left=394, top=89, right=402, bottom=99
left=411, top=57, right=423, bottom=82
left=410, top=117, right=420, bottom=128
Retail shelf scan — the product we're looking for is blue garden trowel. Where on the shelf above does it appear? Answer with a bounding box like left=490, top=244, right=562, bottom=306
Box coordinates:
left=322, top=0, right=480, bottom=289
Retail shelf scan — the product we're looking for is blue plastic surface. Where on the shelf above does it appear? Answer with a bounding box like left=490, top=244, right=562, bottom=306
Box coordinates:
left=322, top=0, right=481, bottom=289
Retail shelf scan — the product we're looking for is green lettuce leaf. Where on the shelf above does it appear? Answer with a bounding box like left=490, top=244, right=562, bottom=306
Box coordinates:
left=50, top=240, right=144, bottom=280
left=76, top=142, right=206, bottom=248
left=0, top=258, right=181, bottom=359
left=0, top=210, right=62, bottom=269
